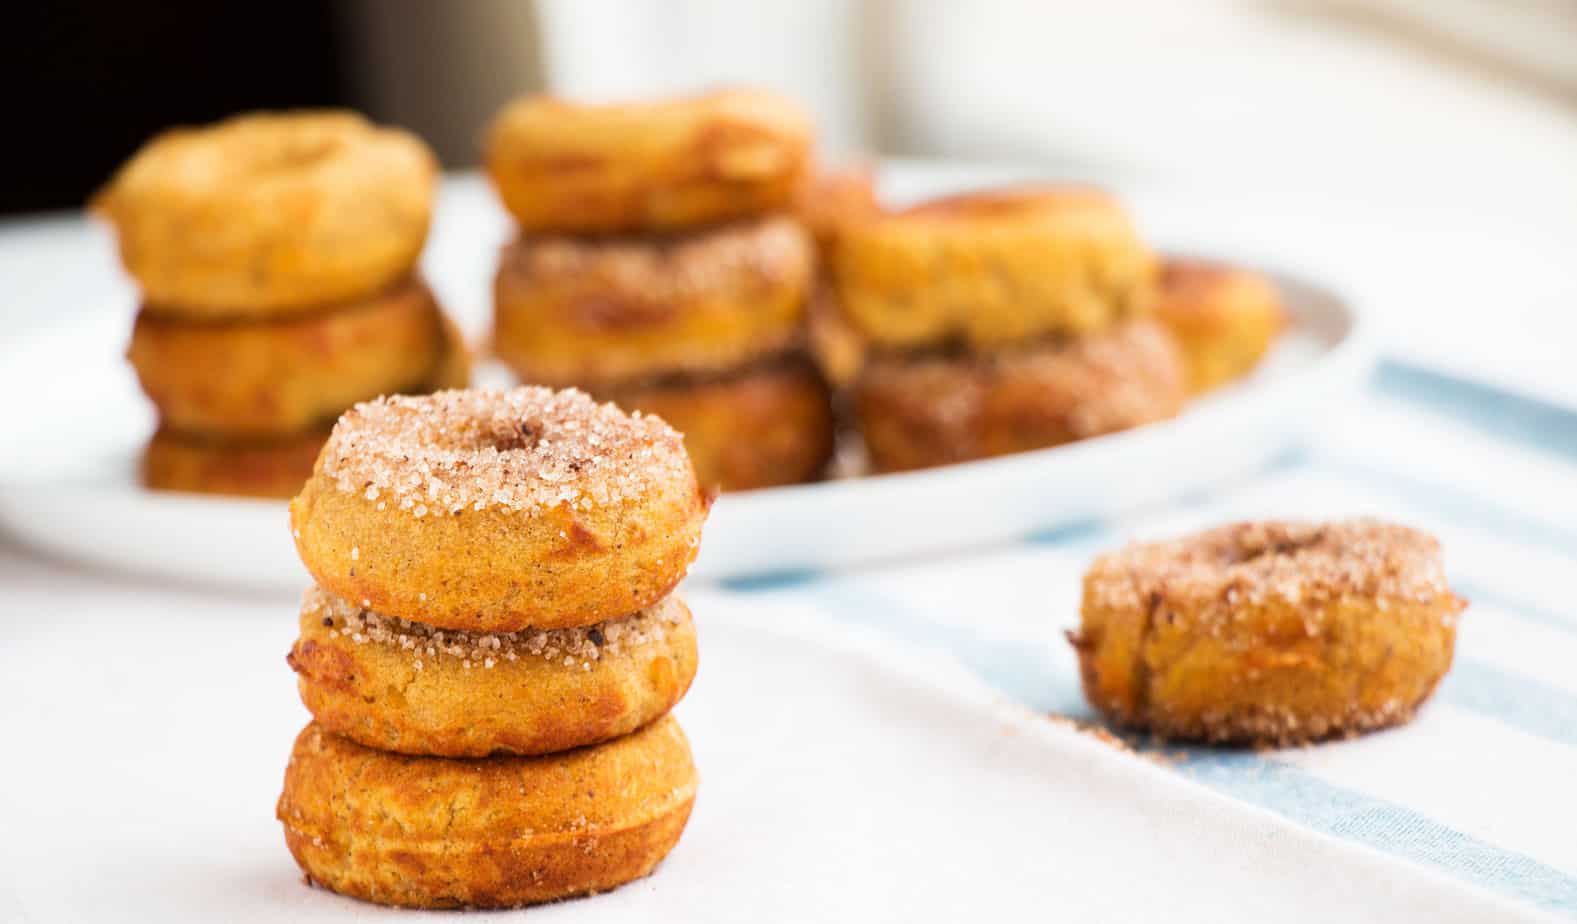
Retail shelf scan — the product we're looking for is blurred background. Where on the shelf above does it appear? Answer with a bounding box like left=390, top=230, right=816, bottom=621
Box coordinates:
left=9, top=0, right=1577, bottom=213
left=6, top=0, right=1574, bottom=396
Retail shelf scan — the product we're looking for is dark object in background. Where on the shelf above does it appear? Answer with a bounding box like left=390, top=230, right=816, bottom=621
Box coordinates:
left=3, top=2, right=350, bottom=215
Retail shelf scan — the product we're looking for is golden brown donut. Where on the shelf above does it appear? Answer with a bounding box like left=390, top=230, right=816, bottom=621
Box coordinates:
left=833, top=185, right=1157, bottom=349
left=492, top=215, right=814, bottom=387
left=140, top=319, right=469, bottom=500
left=430, top=312, right=473, bottom=390
left=1155, top=258, right=1288, bottom=394
left=601, top=355, right=834, bottom=492
left=794, top=163, right=881, bottom=259
left=142, top=427, right=327, bottom=500
left=854, top=320, right=1186, bottom=473
left=128, top=277, right=448, bottom=437
left=288, top=586, right=697, bottom=757
left=1068, top=520, right=1465, bottom=746
left=486, top=88, right=812, bottom=233
left=278, top=716, right=697, bottom=909
left=94, top=111, right=437, bottom=318
left=804, top=282, right=868, bottom=389
left=290, top=387, right=707, bottom=632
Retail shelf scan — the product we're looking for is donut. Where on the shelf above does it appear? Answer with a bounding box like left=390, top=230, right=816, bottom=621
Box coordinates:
left=1155, top=259, right=1287, bottom=394
left=432, top=312, right=473, bottom=392
left=140, top=317, right=469, bottom=500
left=290, top=387, right=707, bottom=632
left=854, top=320, right=1186, bottom=473
left=1068, top=520, right=1465, bottom=746
left=486, top=88, right=812, bottom=233
left=601, top=355, right=834, bottom=492
left=288, top=586, right=697, bottom=757
left=492, top=215, right=814, bottom=387
left=128, top=277, right=448, bottom=437
left=430, top=312, right=473, bottom=390
left=833, top=185, right=1157, bottom=349
left=793, top=163, right=881, bottom=258
left=142, top=426, right=327, bottom=499
left=94, top=110, right=436, bottom=318
left=277, top=716, right=696, bottom=909
left=804, top=282, right=868, bottom=388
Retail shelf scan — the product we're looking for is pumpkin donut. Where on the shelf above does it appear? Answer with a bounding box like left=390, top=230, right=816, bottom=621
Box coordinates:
left=142, top=427, right=328, bottom=500
left=140, top=317, right=470, bottom=500
left=486, top=87, right=812, bottom=233
left=1155, top=258, right=1287, bottom=394
left=289, top=387, right=707, bottom=632
left=128, top=277, right=449, bottom=438
left=601, top=355, right=834, bottom=492
left=492, top=215, right=813, bottom=387
left=277, top=716, right=697, bottom=909
left=794, top=162, right=881, bottom=259
left=854, top=320, right=1186, bottom=473
left=833, top=185, right=1157, bottom=349
left=288, top=586, right=697, bottom=757
left=1068, top=519, right=1465, bottom=746
left=804, top=281, right=868, bottom=389
left=94, top=111, right=437, bottom=318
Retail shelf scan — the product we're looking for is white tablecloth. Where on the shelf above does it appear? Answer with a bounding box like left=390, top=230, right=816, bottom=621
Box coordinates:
left=3, top=174, right=1575, bottom=920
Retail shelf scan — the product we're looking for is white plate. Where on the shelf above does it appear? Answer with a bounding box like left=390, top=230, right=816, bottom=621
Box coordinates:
left=0, top=165, right=1373, bottom=590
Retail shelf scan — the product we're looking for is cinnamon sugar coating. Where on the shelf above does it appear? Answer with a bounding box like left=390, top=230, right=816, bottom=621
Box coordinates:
left=493, top=215, right=813, bottom=387
left=289, top=586, right=698, bottom=757
left=290, top=386, right=708, bottom=632
left=855, top=320, right=1186, bottom=473
left=1070, top=519, right=1465, bottom=746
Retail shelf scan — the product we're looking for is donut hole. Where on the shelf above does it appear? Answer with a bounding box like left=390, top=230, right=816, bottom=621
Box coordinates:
left=469, top=417, right=541, bottom=454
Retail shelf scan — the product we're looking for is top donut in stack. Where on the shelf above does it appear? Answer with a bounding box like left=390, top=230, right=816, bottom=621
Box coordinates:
left=486, top=89, right=835, bottom=493
left=94, top=111, right=468, bottom=498
left=831, top=186, right=1189, bottom=472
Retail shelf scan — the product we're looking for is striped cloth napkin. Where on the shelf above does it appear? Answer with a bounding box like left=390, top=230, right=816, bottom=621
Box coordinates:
left=708, top=359, right=1577, bottom=919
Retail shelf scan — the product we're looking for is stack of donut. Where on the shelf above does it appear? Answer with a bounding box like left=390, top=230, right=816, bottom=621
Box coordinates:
left=831, top=185, right=1191, bottom=472
left=485, top=89, right=835, bottom=492
left=94, top=111, right=468, bottom=498
left=279, top=386, right=707, bottom=908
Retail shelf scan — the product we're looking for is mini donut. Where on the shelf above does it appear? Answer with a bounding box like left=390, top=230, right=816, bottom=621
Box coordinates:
left=140, top=320, right=469, bottom=500
left=290, top=387, right=707, bottom=632
left=142, top=427, right=327, bottom=499
left=492, top=215, right=814, bottom=387
left=833, top=185, right=1157, bottom=349
left=128, top=277, right=449, bottom=438
left=288, top=586, right=697, bottom=757
left=1068, top=519, right=1465, bottom=746
left=430, top=312, right=473, bottom=390
left=601, top=355, right=834, bottom=492
left=1155, top=258, right=1288, bottom=394
left=486, top=87, right=813, bottom=233
left=94, top=110, right=436, bottom=318
left=854, top=320, right=1186, bottom=473
left=277, top=716, right=697, bottom=909
left=804, top=282, right=868, bottom=388
left=794, top=163, right=881, bottom=259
